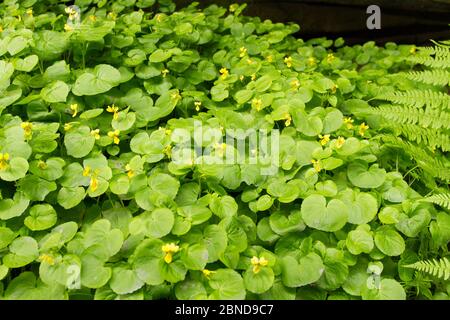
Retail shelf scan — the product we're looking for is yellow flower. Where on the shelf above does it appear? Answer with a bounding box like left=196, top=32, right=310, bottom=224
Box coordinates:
left=335, top=136, right=345, bottom=149
left=125, top=164, right=134, bottom=178
left=239, top=75, right=245, bottom=81
left=202, top=269, right=216, bottom=278
left=246, top=58, right=254, bottom=65
left=64, top=23, right=73, bottom=32
left=90, top=175, right=98, bottom=192
left=161, top=69, right=169, bottom=77
left=171, top=91, right=181, bottom=101
left=290, top=79, right=300, bottom=90
left=64, top=123, right=73, bottom=131
left=266, top=55, right=273, bottom=63
left=162, top=243, right=180, bottom=264
left=39, top=254, right=55, bottom=265
left=311, top=159, right=322, bottom=172
left=251, top=256, right=269, bottom=274
left=284, top=113, right=292, bottom=127
left=327, top=53, right=335, bottom=63
left=107, top=130, right=120, bottom=144
left=21, top=122, right=33, bottom=139
left=219, top=67, right=229, bottom=79
left=90, top=129, right=100, bottom=140
left=0, top=26, right=3, bottom=33
left=251, top=73, right=256, bottom=81
left=252, top=98, right=262, bottom=111
left=359, top=122, right=369, bottom=136
left=410, top=46, right=416, bottom=54
left=343, top=117, right=354, bottom=129
left=107, top=12, right=117, bottom=20
left=70, top=103, right=78, bottom=117
left=284, top=56, right=292, bottom=68
left=89, top=15, right=97, bottom=22
left=156, top=13, right=164, bottom=23
left=319, top=134, right=330, bottom=146
left=26, top=8, right=33, bottom=16
left=308, top=57, right=316, bottom=66
left=106, top=105, right=119, bottom=120
left=82, top=166, right=91, bottom=177
left=0, top=153, right=10, bottom=170
left=229, top=4, right=239, bottom=12
left=331, top=84, right=338, bottom=94
left=239, top=47, right=247, bottom=58
left=194, top=101, right=202, bottom=112
left=37, top=160, right=47, bottom=169
left=163, top=144, right=172, bottom=158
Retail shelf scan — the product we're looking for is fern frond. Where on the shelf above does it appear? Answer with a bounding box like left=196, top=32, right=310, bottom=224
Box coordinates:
left=380, top=135, right=450, bottom=182
left=374, top=104, right=450, bottom=129
left=407, top=45, right=450, bottom=69
left=376, top=89, right=450, bottom=110
left=405, top=257, right=450, bottom=280
left=399, top=124, right=450, bottom=151
left=422, top=192, right=450, bottom=210
left=403, top=69, right=450, bottom=86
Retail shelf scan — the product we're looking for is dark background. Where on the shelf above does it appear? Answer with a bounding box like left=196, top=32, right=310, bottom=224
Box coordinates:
left=175, top=0, right=450, bottom=44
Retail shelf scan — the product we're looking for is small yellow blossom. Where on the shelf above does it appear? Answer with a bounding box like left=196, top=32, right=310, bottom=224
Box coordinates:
left=331, top=84, right=338, bottom=94
left=125, top=164, right=134, bottom=178
left=251, top=73, right=256, bottom=81
left=252, top=98, right=262, bottom=111
left=162, top=243, right=180, bottom=264
left=163, top=144, right=172, bottom=158
left=107, top=12, right=117, bottom=20
left=156, top=14, right=164, bottom=23
left=284, top=56, right=293, bottom=68
left=290, top=79, right=300, bottom=89
left=359, top=122, right=369, bottom=136
left=108, top=130, right=120, bottom=144
left=82, top=166, right=91, bottom=177
left=410, top=46, right=416, bottom=54
left=311, top=159, right=322, bottom=172
left=343, top=117, right=354, bottom=129
left=251, top=256, right=269, bottom=274
left=266, top=55, right=273, bottom=63
left=38, top=160, right=47, bottom=170
left=0, top=153, right=10, bottom=170
left=21, top=122, right=33, bottom=139
left=319, top=134, right=330, bottom=146
left=64, top=23, right=73, bottom=32
left=327, top=53, right=335, bottom=63
left=335, top=136, right=345, bottom=149
left=39, top=254, right=55, bottom=265
left=229, top=4, right=239, bottom=12
left=161, top=69, right=169, bottom=77
left=239, top=75, right=245, bottom=81
left=219, top=67, right=229, bottom=79
left=90, top=129, right=100, bottom=140
left=308, top=57, right=316, bottom=66
left=239, top=47, right=247, bottom=58
left=89, top=15, right=97, bottom=22
left=90, top=175, right=99, bottom=192
left=64, top=123, right=73, bottom=131
left=194, top=101, right=202, bottom=112
left=171, top=91, right=181, bottom=101
left=106, top=105, right=119, bottom=120
left=70, top=103, right=78, bottom=117
left=26, top=8, right=33, bottom=16
left=246, top=58, right=254, bottom=65
left=284, top=113, right=292, bottom=126
left=202, top=269, right=216, bottom=278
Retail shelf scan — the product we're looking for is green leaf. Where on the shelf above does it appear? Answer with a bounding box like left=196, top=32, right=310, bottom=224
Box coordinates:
left=64, top=125, right=95, bottom=158
left=374, top=226, right=405, bottom=256
left=149, top=49, right=172, bottom=63
left=13, top=55, right=39, bottom=72
left=0, top=157, right=29, bottom=181
left=0, top=192, right=30, bottom=220
left=72, top=64, right=121, bottom=96
left=338, top=189, right=378, bottom=224
left=348, top=161, right=386, bottom=188
left=181, top=244, right=209, bottom=270
left=40, top=80, right=69, bottom=103
left=301, top=194, right=348, bottom=232
left=210, top=195, right=238, bottom=219
left=208, top=269, right=246, bottom=299
left=17, top=175, right=57, bottom=201
left=362, top=279, right=406, bottom=300
left=141, top=208, right=175, bottom=238
left=346, top=225, right=374, bottom=254
left=281, top=253, right=324, bottom=287
left=24, top=204, right=57, bottom=231
left=57, top=187, right=86, bottom=209
left=0, top=227, right=16, bottom=249
left=293, top=110, right=323, bottom=136
left=110, top=264, right=144, bottom=295
left=244, top=267, right=274, bottom=294
left=3, top=236, right=39, bottom=268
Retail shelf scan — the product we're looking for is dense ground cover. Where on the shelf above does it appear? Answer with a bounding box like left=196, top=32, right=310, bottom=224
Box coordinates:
left=0, top=0, right=449, bottom=300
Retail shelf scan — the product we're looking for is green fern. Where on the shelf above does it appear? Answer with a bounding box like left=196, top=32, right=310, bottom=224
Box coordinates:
left=405, top=257, right=450, bottom=280
left=407, top=45, right=450, bottom=69
left=398, top=124, right=450, bottom=152
left=376, top=89, right=450, bottom=110
left=403, top=69, right=450, bottom=86
left=422, top=192, right=450, bottom=210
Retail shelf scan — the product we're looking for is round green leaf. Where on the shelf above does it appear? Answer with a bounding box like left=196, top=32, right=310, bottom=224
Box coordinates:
left=374, top=227, right=405, bottom=256
left=301, top=194, right=348, bottom=232
left=25, top=204, right=57, bottom=231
